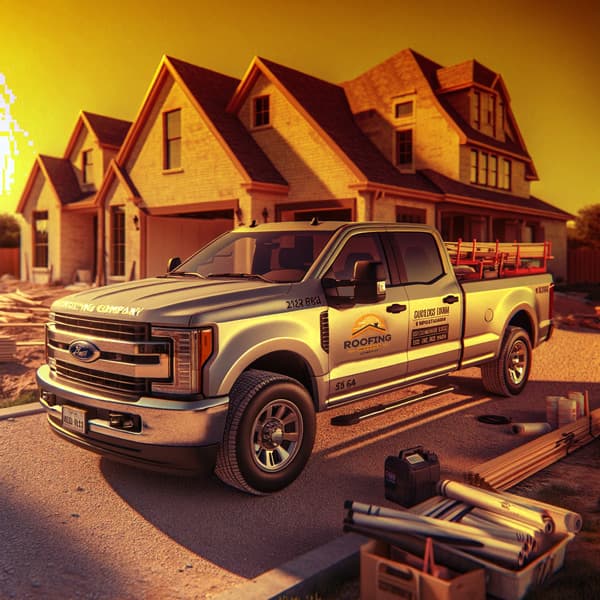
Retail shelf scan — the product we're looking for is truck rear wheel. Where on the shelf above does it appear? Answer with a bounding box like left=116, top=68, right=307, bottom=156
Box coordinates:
left=215, top=369, right=316, bottom=495
left=481, top=326, right=532, bottom=397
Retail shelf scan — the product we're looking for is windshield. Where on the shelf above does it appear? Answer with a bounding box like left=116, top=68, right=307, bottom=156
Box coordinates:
left=171, top=229, right=334, bottom=282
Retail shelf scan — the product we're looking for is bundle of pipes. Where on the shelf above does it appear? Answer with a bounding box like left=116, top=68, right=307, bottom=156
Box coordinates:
left=466, top=401, right=600, bottom=491
left=345, top=499, right=530, bottom=569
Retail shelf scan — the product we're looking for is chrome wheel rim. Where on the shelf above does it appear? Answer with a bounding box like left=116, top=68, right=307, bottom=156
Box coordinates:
left=507, top=339, right=528, bottom=385
left=250, top=399, right=303, bottom=473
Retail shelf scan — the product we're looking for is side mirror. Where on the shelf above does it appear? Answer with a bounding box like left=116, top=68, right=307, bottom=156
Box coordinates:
left=167, top=256, right=182, bottom=272
left=353, top=260, right=386, bottom=304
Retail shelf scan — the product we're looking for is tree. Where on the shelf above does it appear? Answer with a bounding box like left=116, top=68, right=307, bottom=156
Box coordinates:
left=0, top=213, right=20, bottom=247
left=573, top=204, right=600, bottom=249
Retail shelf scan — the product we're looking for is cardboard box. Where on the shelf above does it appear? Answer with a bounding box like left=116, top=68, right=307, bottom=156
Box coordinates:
left=360, top=540, right=486, bottom=600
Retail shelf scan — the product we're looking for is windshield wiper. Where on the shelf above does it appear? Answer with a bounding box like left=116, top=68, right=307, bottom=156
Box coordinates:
left=163, top=271, right=206, bottom=279
left=206, top=272, right=273, bottom=282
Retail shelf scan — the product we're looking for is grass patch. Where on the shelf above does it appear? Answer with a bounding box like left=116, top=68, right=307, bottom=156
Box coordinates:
left=0, top=389, right=38, bottom=409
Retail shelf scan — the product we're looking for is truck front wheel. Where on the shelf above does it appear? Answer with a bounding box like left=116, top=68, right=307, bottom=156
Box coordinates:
left=481, top=326, right=532, bottom=397
left=215, top=369, right=316, bottom=495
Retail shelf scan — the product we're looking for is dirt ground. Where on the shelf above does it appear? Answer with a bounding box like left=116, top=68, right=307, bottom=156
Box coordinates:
left=1, top=278, right=599, bottom=596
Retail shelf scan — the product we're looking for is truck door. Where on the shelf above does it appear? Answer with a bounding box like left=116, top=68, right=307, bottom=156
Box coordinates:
left=388, top=231, right=463, bottom=380
left=323, top=232, right=410, bottom=401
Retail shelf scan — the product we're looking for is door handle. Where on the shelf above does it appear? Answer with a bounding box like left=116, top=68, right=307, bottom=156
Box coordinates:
left=386, top=303, right=407, bottom=314
left=443, top=295, right=460, bottom=304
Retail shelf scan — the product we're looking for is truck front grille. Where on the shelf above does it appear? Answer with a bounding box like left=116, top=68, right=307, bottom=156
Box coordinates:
left=55, top=360, right=149, bottom=396
left=48, top=313, right=169, bottom=398
left=53, top=313, right=150, bottom=341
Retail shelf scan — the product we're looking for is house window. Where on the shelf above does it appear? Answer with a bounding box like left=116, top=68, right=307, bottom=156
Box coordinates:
left=396, top=206, right=426, bottom=223
left=253, top=95, right=270, bottom=127
left=499, top=101, right=505, bottom=133
left=33, top=211, right=48, bottom=268
left=478, top=152, right=488, bottom=185
left=395, top=129, right=413, bottom=167
left=489, top=155, right=498, bottom=187
left=82, top=150, right=93, bottom=184
left=394, top=100, right=414, bottom=119
left=111, top=206, right=126, bottom=277
left=486, top=95, right=495, bottom=127
left=470, top=150, right=478, bottom=183
left=163, top=109, right=181, bottom=170
left=501, top=159, right=512, bottom=190
left=473, top=91, right=481, bottom=128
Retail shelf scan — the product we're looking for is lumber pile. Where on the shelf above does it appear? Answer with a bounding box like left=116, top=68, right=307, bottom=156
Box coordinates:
left=0, top=335, right=17, bottom=362
left=466, top=405, right=600, bottom=491
left=0, top=288, right=48, bottom=323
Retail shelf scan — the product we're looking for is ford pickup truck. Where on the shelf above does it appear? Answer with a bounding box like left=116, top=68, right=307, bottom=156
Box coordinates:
left=37, top=220, right=554, bottom=494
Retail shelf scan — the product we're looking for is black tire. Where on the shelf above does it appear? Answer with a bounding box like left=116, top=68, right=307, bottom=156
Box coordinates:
left=214, top=369, right=316, bottom=495
left=481, top=326, right=532, bottom=397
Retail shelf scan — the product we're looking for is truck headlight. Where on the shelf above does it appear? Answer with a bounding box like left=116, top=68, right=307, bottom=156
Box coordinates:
left=150, top=327, right=213, bottom=396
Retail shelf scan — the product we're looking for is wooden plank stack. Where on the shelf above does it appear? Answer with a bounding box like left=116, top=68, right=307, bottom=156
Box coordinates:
left=0, top=335, right=17, bottom=362
left=466, top=396, right=600, bottom=491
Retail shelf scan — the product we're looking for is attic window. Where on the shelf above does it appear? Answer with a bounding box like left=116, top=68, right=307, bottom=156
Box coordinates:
left=253, top=95, right=270, bottom=128
left=163, top=109, right=181, bottom=170
left=394, top=100, right=413, bottom=119
left=82, top=150, right=93, bottom=184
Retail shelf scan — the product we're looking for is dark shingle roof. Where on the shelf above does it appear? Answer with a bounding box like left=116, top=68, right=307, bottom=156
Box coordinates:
left=39, top=155, right=86, bottom=204
left=167, top=56, right=286, bottom=186
left=82, top=112, right=132, bottom=148
left=420, top=169, right=571, bottom=219
left=259, top=57, right=438, bottom=193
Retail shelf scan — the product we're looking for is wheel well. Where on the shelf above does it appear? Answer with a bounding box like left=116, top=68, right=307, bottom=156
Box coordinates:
left=248, top=351, right=316, bottom=406
left=508, top=310, right=534, bottom=342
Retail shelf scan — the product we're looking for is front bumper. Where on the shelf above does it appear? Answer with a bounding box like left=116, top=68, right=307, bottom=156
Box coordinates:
left=36, top=364, right=228, bottom=475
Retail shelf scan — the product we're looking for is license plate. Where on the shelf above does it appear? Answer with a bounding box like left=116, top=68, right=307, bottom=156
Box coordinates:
left=62, top=405, right=87, bottom=434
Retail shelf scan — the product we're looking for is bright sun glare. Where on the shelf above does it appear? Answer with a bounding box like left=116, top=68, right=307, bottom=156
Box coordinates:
left=0, top=73, right=33, bottom=196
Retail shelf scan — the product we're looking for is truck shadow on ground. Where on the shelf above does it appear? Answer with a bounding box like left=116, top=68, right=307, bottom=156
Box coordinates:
left=100, top=376, right=599, bottom=580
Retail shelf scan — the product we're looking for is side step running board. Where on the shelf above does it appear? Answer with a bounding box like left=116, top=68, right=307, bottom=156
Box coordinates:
left=330, top=385, right=455, bottom=426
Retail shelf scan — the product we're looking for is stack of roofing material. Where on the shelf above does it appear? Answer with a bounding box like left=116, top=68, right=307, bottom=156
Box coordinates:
left=466, top=400, right=599, bottom=491
left=0, top=335, right=17, bottom=362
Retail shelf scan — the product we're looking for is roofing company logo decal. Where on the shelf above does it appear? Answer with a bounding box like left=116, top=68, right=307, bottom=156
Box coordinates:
left=344, top=313, right=392, bottom=354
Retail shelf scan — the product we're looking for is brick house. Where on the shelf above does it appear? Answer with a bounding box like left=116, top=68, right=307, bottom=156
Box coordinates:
left=18, top=49, right=571, bottom=283
left=17, top=111, right=131, bottom=283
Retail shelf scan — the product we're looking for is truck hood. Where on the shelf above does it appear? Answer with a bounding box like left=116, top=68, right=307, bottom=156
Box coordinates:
left=51, top=276, right=295, bottom=326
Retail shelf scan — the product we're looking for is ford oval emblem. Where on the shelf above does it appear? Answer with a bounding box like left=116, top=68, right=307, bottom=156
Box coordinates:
left=68, top=340, right=101, bottom=363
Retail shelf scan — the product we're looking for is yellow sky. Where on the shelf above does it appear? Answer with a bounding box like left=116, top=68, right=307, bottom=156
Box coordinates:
left=1, top=0, right=598, bottom=216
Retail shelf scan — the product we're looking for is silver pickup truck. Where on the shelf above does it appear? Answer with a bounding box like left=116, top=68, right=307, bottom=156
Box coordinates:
left=37, top=221, right=554, bottom=494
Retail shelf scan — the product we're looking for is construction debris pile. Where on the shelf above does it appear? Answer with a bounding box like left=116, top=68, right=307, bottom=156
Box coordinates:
left=467, top=393, right=600, bottom=491
left=0, top=288, right=49, bottom=323
left=345, top=478, right=580, bottom=571
left=345, top=391, right=598, bottom=599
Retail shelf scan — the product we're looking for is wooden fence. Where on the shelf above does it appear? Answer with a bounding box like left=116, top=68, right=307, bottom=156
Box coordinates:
left=568, top=247, right=600, bottom=284
left=0, top=247, right=19, bottom=278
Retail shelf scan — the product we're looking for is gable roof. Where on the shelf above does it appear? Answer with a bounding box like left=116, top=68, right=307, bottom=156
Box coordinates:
left=421, top=169, right=571, bottom=220
left=16, top=154, right=89, bottom=213
left=344, top=49, right=536, bottom=177
left=228, top=56, right=439, bottom=194
left=63, top=111, right=132, bottom=159
left=82, top=112, right=132, bottom=148
left=114, top=55, right=286, bottom=189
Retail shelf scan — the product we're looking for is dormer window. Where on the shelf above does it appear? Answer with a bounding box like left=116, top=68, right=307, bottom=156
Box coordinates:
left=163, top=109, right=181, bottom=170
left=82, top=149, right=93, bottom=184
left=253, top=95, right=270, bottom=128
left=472, top=91, right=481, bottom=129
